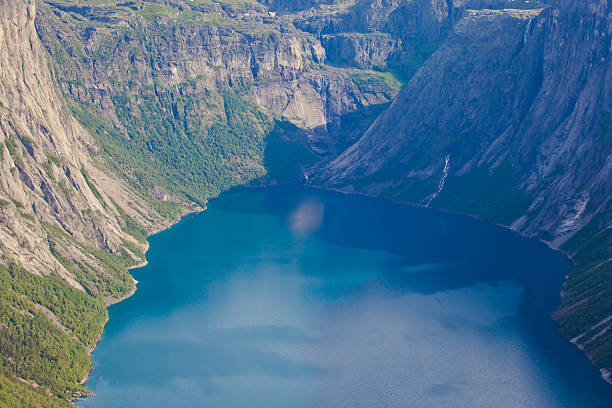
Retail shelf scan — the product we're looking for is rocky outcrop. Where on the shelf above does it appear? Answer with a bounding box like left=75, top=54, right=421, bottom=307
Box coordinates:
left=294, top=0, right=467, bottom=72
left=321, top=31, right=397, bottom=69
left=36, top=0, right=394, bottom=132
left=0, top=0, right=160, bottom=287
left=263, top=0, right=335, bottom=13
left=385, top=0, right=466, bottom=43
left=320, top=1, right=612, bottom=380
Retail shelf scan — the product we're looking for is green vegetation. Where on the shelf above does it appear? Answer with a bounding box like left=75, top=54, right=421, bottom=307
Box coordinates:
left=0, top=372, right=72, bottom=408
left=599, top=110, right=612, bottom=135
left=3, top=137, right=18, bottom=159
left=345, top=68, right=404, bottom=94
left=80, top=168, right=103, bottom=202
left=260, top=120, right=319, bottom=183
left=389, top=176, right=437, bottom=203
left=556, top=204, right=612, bottom=371
left=41, top=161, right=55, bottom=181
left=9, top=199, right=22, bottom=209
left=113, top=202, right=148, bottom=243
left=0, top=220, right=144, bottom=406
left=19, top=212, right=34, bottom=221
left=403, top=42, right=442, bottom=71
left=44, top=222, right=139, bottom=299
left=1, top=263, right=106, bottom=348
left=72, top=87, right=272, bottom=205
left=139, top=2, right=174, bottom=20
left=46, top=153, right=61, bottom=167
left=389, top=41, right=443, bottom=80
left=433, top=160, right=531, bottom=225
left=0, top=264, right=96, bottom=400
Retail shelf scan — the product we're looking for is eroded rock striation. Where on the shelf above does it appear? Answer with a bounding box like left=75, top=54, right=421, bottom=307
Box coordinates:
left=0, top=0, right=163, bottom=296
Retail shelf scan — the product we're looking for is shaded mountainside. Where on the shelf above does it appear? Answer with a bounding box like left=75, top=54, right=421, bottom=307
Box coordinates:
left=291, top=0, right=467, bottom=75
left=320, top=1, right=612, bottom=382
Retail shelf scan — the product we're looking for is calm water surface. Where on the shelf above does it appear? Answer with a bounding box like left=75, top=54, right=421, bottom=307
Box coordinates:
left=81, top=186, right=612, bottom=407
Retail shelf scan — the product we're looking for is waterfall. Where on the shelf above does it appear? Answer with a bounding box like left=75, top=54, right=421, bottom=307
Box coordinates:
left=426, top=155, right=450, bottom=207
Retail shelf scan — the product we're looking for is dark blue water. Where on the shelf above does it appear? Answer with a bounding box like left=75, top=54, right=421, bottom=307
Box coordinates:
left=81, top=186, right=612, bottom=407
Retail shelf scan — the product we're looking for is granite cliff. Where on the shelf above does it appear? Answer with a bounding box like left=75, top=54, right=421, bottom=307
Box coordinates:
left=35, top=0, right=402, bottom=201
left=0, top=0, right=175, bottom=404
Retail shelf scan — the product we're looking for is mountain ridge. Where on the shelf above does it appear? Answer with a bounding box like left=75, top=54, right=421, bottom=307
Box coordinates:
left=0, top=0, right=610, bottom=405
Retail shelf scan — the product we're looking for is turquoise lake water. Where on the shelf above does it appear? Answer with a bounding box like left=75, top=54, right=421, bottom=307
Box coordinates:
left=81, top=186, right=612, bottom=407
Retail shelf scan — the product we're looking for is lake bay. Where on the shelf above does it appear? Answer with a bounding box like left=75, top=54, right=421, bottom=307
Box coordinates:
left=81, top=186, right=612, bottom=407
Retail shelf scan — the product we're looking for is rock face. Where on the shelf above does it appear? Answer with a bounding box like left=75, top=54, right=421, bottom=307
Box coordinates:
left=0, top=0, right=176, bottom=401
left=0, top=0, right=157, bottom=289
left=320, top=31, right=397, bottom=69
left=36, top=0, right=396, bottom=130
left=321, top=1, right=612, bottom=380
left=33, top=0, right=398, bottom=201
left=295, top=0, right=466, bottom=71
left=263, top=0, right=335, bottom=13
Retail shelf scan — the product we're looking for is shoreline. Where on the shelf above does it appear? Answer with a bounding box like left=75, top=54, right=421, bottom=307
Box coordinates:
left=308, top=183, right=572, bottom=252
left=79, top=183, right=610, bottom=390
left=78, top=204, right=206, bottom=388
left=306, top=183, right=612, bottom=385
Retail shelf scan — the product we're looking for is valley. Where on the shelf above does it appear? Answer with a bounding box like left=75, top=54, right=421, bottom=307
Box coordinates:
left=0, top=0, right=610, bottom=405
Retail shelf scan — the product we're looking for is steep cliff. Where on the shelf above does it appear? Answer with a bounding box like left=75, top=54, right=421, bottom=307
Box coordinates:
left=0, top=0, right=176, bottom=403
left=321, top=1, right=612, bottom=381
left=33, top=0, right=400, bottom=201
left=293, top=0, right=467, bottom=73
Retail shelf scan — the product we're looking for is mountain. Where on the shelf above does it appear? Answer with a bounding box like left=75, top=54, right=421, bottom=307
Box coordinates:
left=0, top=0, right=178, bottom=403
left=320, top=0, right=612, bottom=382
left=0, top=0, right=610, bottom=405
left=34, top=0, right=403, bottom=201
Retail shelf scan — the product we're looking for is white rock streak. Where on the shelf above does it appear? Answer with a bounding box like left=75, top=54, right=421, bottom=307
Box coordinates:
left=557, top=196, right=589, bottom=235
left=571, top=313, right=612, bottom=348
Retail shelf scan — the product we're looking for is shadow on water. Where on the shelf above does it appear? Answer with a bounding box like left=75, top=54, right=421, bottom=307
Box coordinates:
left=209, top=186, right=568, bottom=311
